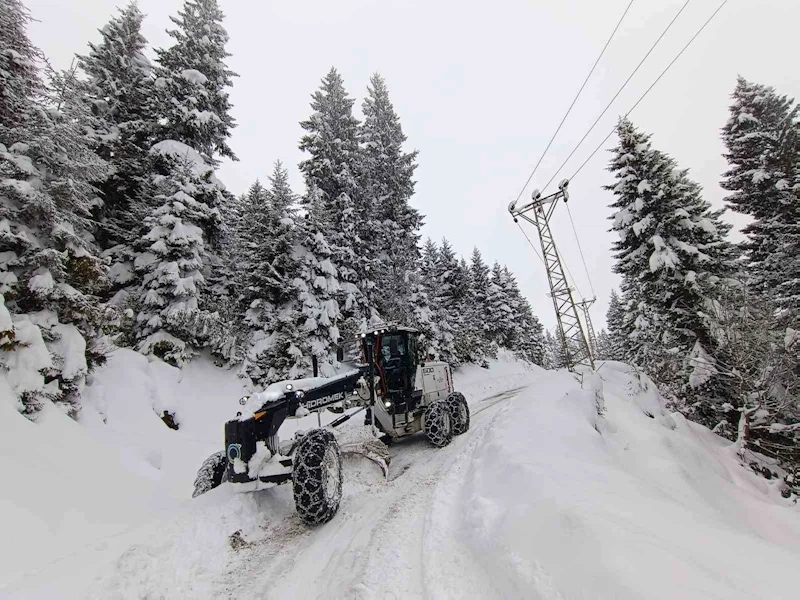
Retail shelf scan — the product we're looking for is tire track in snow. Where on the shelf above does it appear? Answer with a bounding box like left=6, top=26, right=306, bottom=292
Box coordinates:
left=421, top=398, right=516, bottom=598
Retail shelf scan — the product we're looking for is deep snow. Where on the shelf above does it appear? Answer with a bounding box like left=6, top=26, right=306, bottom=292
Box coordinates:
left=1, top=352, right=798, bottom=598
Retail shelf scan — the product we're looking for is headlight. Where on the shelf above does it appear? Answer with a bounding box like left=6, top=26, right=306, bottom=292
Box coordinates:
left=384, top=401, right=391, bottom=408
left=296, top=390, right=305, bottom=399
left=227, top=443, right=242, bottom=462
left=285, top=383, right=294, bottom=391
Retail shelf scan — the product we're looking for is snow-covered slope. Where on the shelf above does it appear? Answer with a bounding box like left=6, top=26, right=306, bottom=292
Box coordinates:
left=2, top=353, right=798, bottom=598
left=0, top=348, right=248, bottom=590
left=427, top=363, right=800, bottom=599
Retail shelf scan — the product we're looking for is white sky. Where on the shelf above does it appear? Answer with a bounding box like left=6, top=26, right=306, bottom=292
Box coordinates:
left=25, top=0, right=800, bottom=331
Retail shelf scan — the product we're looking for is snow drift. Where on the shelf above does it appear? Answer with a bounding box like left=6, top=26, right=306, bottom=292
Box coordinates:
left=427, top=362, right=800, bottom=599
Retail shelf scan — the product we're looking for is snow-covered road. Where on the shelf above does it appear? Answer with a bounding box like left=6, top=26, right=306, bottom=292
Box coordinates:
left=216, top=379, right=529, bottom=599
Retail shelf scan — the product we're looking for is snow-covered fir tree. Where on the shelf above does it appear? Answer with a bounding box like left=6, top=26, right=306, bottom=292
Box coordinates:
left=606, top=118, right=739, bottom=432
left=603, top=289, right=627, bottom=361
left=450, top=255, right=484, bottom=365
left=292, top=184, right=342, bottom=376
left=77, top=2, right=155, bottom=256
left=131, top=151, right=220, bottom=366
left=1, top=0, right=111, bottom=417
left=719, top=78, right=799, bottom=468
left=128, top=0, right=236, bottom=362
left=543, top=329, right=566, bottom=369
left=435, top=239, right=472, bottom=366
left=501, top=265, right=546, bottom=365
left=299, top=68, right=376, bottom=338
left=0, top=0, right=41, bottom=126
left=360, top=73, right=422, bottom=323
left=721, top=77, right=799, bottom=322
left=710, top=282, right=800, bottom=473
left=487, top=261, right=513, bottom=345
left=595, top=329, right=612, bottom=361
left=405, top=266, right=437, bottom=359
left=153, top=0, right=236, bottom=165
left=237, top=163, right=308, bottom=386
left=419, top=238, right=456, bottom=363
left=469, top=247, right=496, bottom=360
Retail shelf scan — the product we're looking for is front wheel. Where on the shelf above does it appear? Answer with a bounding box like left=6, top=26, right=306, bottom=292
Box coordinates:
left=446, top=392, right=470, bottom=435
left=424, top=400, right=453, bottom=448
left=292, top=429, right=343, bottom=525
left=192, top=450, right=227, bottom=498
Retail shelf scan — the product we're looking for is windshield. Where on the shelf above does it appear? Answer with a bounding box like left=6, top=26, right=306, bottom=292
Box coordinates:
left=380, top=334, right=406, bottom=364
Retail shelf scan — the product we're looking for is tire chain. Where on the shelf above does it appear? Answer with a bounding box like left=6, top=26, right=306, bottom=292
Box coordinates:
left=423, top=400, right=454, bottom=448
left=292, top=429, right=343, bottom=525
left=192, top=450, right=226, bottom=498
left=446, top=392, right=471, bottom=435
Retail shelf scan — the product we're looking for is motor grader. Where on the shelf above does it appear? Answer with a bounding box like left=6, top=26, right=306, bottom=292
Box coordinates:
left=193, top=323, right=470, bottom=524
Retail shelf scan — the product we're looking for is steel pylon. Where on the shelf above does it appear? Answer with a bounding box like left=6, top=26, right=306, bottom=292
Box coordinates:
left=576, top=298, right=598, bottom=360
left=509, top=180, right=595, bottom=370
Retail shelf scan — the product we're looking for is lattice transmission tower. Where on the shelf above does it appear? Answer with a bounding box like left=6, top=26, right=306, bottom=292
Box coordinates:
left=509, top=180, right=595, bottom=370
left=576, top=298, right=598, bottom=360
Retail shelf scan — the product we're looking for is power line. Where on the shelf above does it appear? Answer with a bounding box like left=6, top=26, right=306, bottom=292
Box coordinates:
left=542, top=0, right=691, bottom=193
left=566, top=202, right=596, bottom=298
left=512, top=0, right=634, bottom=206
left=515, top=220, right=546, bottom=266
left=570, top=0, right=728, bottom=181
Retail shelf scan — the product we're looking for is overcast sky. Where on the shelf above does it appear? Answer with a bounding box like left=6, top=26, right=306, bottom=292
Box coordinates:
left=24, top=0, right=800, bottom=332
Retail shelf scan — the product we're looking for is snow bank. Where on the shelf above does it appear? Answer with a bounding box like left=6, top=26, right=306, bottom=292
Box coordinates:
left=0, top=349, right=248, bottom=590
left=428, top=363, right=800, bottom=599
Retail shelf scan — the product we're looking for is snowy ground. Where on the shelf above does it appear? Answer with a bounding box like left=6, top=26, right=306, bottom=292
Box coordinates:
left=1, top=352, right=798, bottom=598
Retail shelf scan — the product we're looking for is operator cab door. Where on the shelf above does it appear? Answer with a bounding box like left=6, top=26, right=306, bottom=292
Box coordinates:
left=379, top=333, right=409, bottom=397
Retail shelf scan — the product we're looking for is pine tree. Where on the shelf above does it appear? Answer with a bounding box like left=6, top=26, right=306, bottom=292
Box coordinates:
left=487, top=261, right=513, bottom=345
left=237, top=163, right=308, bottom=386
left=130, top=0, right=237, bottom=362
left=469, top=247, right=496, bottom=359
left=0, top=0, right=42, bottom=127
left=405, top=267, right=437, bottom=359
left=595, top=329, right=612, bottom=361
left=604, top=289, right=627, bottom=361
left=293, top=185, right=342, bottom=376
left=721, top=77, right=800, bottom=322
left=360, top=73, right=422, bottom=323
left=131, top=152, right=219, bottom=365
left=451, top=255, right=484, bottom=365
left=502, top=265, right=546, bottom=365
left=1, top=0, right=111, bottom=417
left=607, top=118, right=739, bottom=430
left=435, top=239, right=471, bottom=366
left=419, top=238, right=456, bottom=363
left=154, top=0, right=236, bottom=165
left=299, top=68, right=375, bottom=336
left=544, top=329, right=566, bottom=369
left=77, top=2, right=155, bottom=254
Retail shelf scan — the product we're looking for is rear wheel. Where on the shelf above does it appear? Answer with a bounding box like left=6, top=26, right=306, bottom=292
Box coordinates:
left=424, top=400, right=453, bottom=448
left=192, top=450, right=227, bottom=498
left=292, top=429, right=343, bottom=525
left=446, top=392, right=470, bottom=435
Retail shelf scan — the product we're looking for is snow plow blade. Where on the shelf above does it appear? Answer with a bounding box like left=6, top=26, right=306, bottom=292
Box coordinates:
left=339, top=437, right=391, bottom=479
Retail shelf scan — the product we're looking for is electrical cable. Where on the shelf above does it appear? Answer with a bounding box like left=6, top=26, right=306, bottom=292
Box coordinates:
left=566, top=202, right=596, bottom=298
left=542, top=0, right=692, bottom=193
left=570, top=0, right=728, bottom=181
left=511, top=0, right=634, bottom=207
left=515, top=220, right=546, bottom=266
